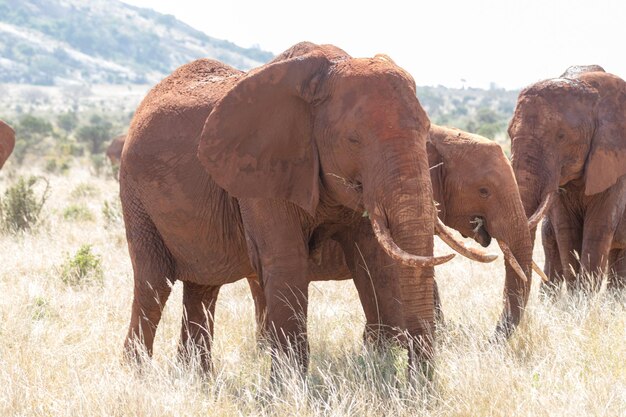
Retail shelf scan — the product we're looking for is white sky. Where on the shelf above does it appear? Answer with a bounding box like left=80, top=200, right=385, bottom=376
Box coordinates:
left=124, top=0, right=625, bottom=89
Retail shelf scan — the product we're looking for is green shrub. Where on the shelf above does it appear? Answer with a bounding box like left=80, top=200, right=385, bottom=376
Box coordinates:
left=0, top=176, right=49, bottom=233
left=70, top=183, right=98, bottom=199
left=62, top=204, right=95, bottom=222
left=102, top=198, right=122, bottom=227
left=60, top=245, right=104, bottom=287
left=44, top=156, right=71, bottom=174
left=30, top=296, right=53, bottom=320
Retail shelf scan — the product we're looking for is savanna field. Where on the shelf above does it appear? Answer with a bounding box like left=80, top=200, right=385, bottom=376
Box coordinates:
left=0, top=164, right=623, bottom=417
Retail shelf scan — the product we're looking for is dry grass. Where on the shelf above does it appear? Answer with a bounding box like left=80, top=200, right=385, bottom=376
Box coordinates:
left=0, top=167, right=624, bottom=416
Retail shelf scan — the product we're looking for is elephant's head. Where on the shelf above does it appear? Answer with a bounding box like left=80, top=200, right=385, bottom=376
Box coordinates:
left=106, top=134, right=126, bottom=165
left=0, top=120, right=15, bottom=169
left=428, top=125, right=533, bottom=336
left=197, top=43, right=468, bottom=353
left=508, top=70, right=626, bottom=229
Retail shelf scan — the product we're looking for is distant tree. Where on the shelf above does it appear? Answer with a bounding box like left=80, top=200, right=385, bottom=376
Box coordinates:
left=13, top=115, right=54, bottom=163
left=477, top=123, right=500, bottom=140
left=57, top=112, right=79, bottom=134
left=76, top=115, right=113, bottom=154
left=62, top=84, right=92, bottom=109
left=18, top=115, right=53, bottom=140
left=476, top=107, right=499, bottom=124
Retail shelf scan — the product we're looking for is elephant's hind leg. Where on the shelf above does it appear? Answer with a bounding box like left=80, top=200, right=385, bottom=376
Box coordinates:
left=122, top=195, right=175, bottom=365
left=178, top=281, right=220, bottom=372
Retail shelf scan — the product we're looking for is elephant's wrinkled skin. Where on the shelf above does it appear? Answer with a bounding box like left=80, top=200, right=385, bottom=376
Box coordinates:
left=249, top=125, right=534, bottom=339
left=0, top=120, right=15, bottom=168
left=120, top=42, right=456, bottom=374
left=510, top=65, right=626, bottom=292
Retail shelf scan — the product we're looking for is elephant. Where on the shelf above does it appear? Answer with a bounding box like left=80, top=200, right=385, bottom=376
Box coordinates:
left=120, top=42, right=480, bottom=376
left=247, top=125, right=538, bottom=340
left=0, top=120, right=15, bottom=168
left=509, top=65, right=626, bottom=292
left=105, top=134, right=125, bottom=166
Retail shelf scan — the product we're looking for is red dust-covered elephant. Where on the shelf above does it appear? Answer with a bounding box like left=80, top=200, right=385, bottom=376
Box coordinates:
left=0, top=120, right=15, bottom=168
left=105, top=134, right=126, bottom=166
left=510, top=65, right=626, bottom=293
left=118, top=42, right=488, bottom=376
left=248, top=125, right=540, bottom=340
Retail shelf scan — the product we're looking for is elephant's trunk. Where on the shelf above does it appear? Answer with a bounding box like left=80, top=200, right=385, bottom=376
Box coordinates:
left=511, top=134, right=558, bottom=248
left=489, top=194, right=534, bottom=338
left=363, top=147, right=440, bottom=365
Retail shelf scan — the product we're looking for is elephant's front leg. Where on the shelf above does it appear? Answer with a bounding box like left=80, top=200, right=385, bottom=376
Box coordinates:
left=551, top=199, right=583, bottom=291
left=239, top=199, right=312, bottom=375
left=178, top=281, right=220, bottom=373
left=338, top=221, right=443, bottom=346
left=540, top=216, right=564, bottom=299
left=246, top=275, right=269, bottom=342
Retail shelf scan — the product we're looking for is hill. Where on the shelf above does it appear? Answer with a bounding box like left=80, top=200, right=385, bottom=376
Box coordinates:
left=0, top=0, right=273, bottom=85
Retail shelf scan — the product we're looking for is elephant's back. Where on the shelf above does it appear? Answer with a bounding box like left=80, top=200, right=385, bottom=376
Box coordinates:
left=122, top=59, right=242, bottom=183
left=124, top=59, right=242, bottom=163
left=120, top=59, right=252, bottom=285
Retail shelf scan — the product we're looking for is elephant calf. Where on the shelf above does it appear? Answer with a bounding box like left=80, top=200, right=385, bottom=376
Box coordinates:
left=249, top=125, right=537, bottom=340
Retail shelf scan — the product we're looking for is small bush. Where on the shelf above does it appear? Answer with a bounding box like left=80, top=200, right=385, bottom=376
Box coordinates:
left=102, top=198, right=122, bottom=227
left=70, top=183, right=98, bottom=199
left=30, top=296, right=53, bottom=320
left=90, top=154, right=106, bottom=176
left=0, top=176, right=49, bottom=233
left=60, top=245, right=103, bottom=287
left=63, top=204, right=95, bottom=222
left=44, top=156, right=71, bottom=174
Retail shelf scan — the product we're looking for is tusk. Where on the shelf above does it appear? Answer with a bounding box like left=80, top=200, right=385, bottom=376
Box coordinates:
left=532, top=261, right=550, bottom=283
left=528, top=192, right=555, bottom=230
left=371, top=216, right=455, bottom=267
left=435, top=217, right=498, bottom=263
left=498, top=240, right=528, bottom=282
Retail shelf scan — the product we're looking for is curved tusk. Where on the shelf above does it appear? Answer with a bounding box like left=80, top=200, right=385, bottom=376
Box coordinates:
left=371, top=216, right=455, bottom=267
left=497, top=240, right=528, bottom=282
left=532, top=261, right=550, bottom=283
left=435, top=217, right=498, bottom=263
left=528, top=192, right=555, bottom=230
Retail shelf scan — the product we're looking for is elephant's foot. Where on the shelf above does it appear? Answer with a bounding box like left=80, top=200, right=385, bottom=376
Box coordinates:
left=122, top=330, right=154, bottom=372
left=268, top=334, right=310, bottom=384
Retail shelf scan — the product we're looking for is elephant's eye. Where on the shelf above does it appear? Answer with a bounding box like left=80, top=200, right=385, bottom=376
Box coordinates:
left=347, top=134, right=361, bottom=144
left=479, top=187, right=490, bottom=198
left=557, top=131, right=566, bottom=141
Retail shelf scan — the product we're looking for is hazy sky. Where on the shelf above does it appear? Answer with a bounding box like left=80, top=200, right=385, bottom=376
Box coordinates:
left=124, top=0, right=624, bottom=89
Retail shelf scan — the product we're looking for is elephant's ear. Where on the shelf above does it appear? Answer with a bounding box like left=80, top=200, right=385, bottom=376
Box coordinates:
left=585, top=96, right=626, bottom=195
left=198, top=53, right=330, bottom=216
left=0, top=120, right=15, bottom=169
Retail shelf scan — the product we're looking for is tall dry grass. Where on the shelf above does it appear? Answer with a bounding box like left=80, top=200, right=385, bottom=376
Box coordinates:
left=0, top=167, right=624, bottom=416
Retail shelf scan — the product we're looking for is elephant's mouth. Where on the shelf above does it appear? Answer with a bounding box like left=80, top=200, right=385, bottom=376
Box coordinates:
left=470, top=216, right=492, bottom=247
